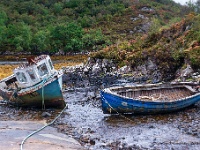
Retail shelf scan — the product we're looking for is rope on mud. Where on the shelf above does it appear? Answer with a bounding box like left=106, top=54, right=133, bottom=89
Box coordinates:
left=20, top=104, right=68, bottom=150
left=101, top=94, right=135, bottom=123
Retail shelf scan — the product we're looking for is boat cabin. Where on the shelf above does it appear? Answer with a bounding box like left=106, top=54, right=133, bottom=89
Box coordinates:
left=13, top=55, right=56, bottom=88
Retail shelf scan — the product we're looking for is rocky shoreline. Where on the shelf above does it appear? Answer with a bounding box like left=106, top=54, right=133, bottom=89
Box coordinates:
left=58, top=57, right=200, bottom=149
left=62, top=57, right=200, bottom=90
left=0, top=57, right=199, bottom=150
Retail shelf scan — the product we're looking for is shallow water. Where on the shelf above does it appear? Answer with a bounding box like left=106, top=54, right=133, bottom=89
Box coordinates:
left=0, top=61, right=25, bottom=65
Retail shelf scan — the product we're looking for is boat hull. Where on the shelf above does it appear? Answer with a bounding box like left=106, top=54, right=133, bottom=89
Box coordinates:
left=101, top=84, right=200, bottom=114
left=0, top=73, right=65, bottom=109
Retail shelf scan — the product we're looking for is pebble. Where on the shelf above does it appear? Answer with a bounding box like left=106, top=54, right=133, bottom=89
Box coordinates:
left=42, top=112, right=51, bottom=117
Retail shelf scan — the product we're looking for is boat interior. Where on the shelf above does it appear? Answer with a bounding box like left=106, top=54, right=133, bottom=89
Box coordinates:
left=110, top=85, right=195, bottom=102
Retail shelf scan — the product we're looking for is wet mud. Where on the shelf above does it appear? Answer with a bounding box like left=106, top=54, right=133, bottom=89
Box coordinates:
left=0, top=100, right=61, bottom=122
left=0, top=86, right=200, bottom=150
left=54, top=86, right=200, bottom=150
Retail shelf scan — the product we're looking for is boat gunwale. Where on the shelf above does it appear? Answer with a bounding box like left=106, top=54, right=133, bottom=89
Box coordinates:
left=102, top=83, right=200, bottom=103
left=1, top=72, right=62, bottom=95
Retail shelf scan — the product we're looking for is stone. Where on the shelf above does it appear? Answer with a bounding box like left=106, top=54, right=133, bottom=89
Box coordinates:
left=41, top=112, right=51, bottom=117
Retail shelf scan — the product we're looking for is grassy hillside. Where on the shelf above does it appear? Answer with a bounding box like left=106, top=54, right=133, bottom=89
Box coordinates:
left=91, top=13, right=200, bottom=81
left=1, top=0, right=199, bottom=80
left=0, top=0, right=187, bottom=55
left=97, top=0, right=186, bottom=42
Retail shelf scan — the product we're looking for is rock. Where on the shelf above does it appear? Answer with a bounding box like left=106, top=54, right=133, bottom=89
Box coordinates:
left=90, top=139, right=95, bottom=145
left=42, top=112, right=51, bottom=118
left=62, top=56, right=198, bottom=88
left=147, top=59, right=157, bottom=71
left=180, top=64, right=193, bottom=77
left=118, top=65, right=132, bottom=74
left=80, top=135, right=90, bottom=143
left=138, top=14, right=145, bottom=19
left=149, top=125, right=155, bottom=129
left=140, top=7, right=155, bottom=12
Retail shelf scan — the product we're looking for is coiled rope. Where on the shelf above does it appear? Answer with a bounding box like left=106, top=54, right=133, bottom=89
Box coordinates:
left=20, top=103, right=68, bottom=150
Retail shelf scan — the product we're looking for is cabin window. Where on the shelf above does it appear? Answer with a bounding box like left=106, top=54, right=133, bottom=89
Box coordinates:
left=27, top=69, right=37, bottom=82
left=48, top=59, right=53, bottom=70
left=16, top=72, right=27, bottom=83
left=37, top=63, right=48, bottom=76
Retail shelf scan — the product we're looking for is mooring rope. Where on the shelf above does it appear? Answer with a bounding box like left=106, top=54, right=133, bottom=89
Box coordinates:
left=101, top=93, right=135, bottom=123
left=20, top=103, right=68, bottom=150
left=21, top=72, right=65, bottom=149
left=40, top=72, right=56, bottom=110
left=41, top=78, right=47, bottom=110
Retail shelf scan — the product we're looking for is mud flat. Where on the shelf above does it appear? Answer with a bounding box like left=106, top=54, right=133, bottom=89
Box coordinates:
left=53, top=88, right=200, bottom=150
left=0, top=59, right=200, bottom=149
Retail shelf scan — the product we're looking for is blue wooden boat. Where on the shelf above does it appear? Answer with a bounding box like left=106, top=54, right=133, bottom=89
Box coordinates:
left=101, top=83, right=200, bottom=114
left=0, top=55, right=65, bottom=109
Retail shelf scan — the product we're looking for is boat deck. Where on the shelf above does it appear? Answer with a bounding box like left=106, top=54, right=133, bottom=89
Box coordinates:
left=113, top=87, right=193, bottom=102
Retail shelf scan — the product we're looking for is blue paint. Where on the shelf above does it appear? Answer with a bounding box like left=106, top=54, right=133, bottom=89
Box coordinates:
left=101, top=86, right=200, bottom=114
left=0, top=55, right=65, bottom=108
left=14, top=74, right=65, bottom=108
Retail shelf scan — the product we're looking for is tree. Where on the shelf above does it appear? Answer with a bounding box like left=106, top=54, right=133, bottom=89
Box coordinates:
left=6, top=22, right=32, bottom=52
left=64, top=0, right=79, bottom=8
left=148, top=17, right=162, bottom=35
left=52, top=2, right=63, bottom=15
left=186, top=0, right=196, bottom=12
left=0, top=25, right=7, bottom=54
left=82, top=29, right=107, bottom=51
left=0, top=10, right=7, bottom=25
left=31, top=30, right=50, bottom=54
left=50, top=22, right=83, bottom=54
left=0, top=10, right=8, bottom=53
left=64, top=22, right=84, bottom=53
left=195, top=0, right=200, bottom=13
